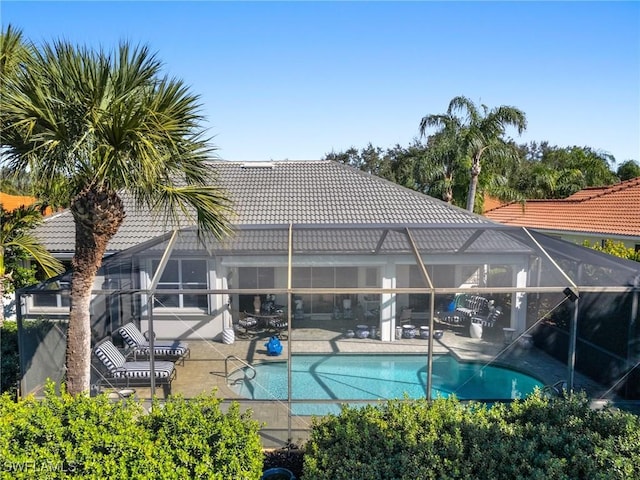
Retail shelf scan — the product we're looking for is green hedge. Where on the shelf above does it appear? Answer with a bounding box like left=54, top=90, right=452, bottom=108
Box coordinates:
left=303, top=393, right=640, bottom=480
left=0, top=385, right=262, bottom=479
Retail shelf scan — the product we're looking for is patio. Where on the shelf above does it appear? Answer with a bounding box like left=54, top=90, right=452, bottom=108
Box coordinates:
left=101, top=320, right=611, bottom=448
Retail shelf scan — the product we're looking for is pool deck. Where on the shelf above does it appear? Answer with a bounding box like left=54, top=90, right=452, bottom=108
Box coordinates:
left=103, top=322, right=613, bottom=448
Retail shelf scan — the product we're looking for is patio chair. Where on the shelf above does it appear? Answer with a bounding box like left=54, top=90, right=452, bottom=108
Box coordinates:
left=93, top=340, right=176, bottom=396
left=471, top=306, right=503, bottom=328
left=267, top=316, right=288, bottom=340
left=237, top=313, right=259, bottom=338
left=398, top=307, right=413, bottom=325
left=117, top=322, right=190, bottom=366
left=454, top=294, right=489, bottom=322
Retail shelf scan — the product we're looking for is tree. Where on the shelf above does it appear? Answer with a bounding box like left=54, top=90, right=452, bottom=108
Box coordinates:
left=324, top=138, right=519, bottom=209
left=420, top=96, right=527, bottom=212
left=617, top=160, right=640, bottom=181
left=543, top=146, right=618, bottom=187
left=0, top=31, right=233, bottom=395
left=0, top=204, right=64, bottom=325
left=0, top=24, right=33, bottom=81
left=512, top=143, right=619, bottom=199
left=324, top=143, right=394, bottom=181
left=416, top=125, right=466, bottom=204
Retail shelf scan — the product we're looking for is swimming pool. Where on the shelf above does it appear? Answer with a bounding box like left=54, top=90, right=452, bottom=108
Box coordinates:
left=230, top=354, right=544, bottom=411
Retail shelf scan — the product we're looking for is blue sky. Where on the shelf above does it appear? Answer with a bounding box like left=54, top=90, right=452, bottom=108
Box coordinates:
left=3, top=1, right=639, bottom=164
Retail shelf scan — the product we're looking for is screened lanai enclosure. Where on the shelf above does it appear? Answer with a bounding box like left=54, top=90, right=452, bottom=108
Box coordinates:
left=16, top=223, right=640, bottom=446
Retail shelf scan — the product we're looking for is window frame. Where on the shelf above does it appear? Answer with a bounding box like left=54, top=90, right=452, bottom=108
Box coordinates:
left=149, top=258, right=210, bottom=313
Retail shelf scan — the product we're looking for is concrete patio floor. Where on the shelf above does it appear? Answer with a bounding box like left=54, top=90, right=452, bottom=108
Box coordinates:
left=103, top=320, right=612, bottom=448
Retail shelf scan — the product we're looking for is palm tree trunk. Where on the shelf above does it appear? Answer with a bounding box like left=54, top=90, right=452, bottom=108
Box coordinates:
left=443, top=174, right=453, bottom=203
left=0, top=277, right=5, bottom=328
left=66, top=187, right=124, bottom=395
left=466, top=156, right=482, bottom=212
left=0, top=247, right=6, bottom=327
left=466, top=174, right=479, bottom=212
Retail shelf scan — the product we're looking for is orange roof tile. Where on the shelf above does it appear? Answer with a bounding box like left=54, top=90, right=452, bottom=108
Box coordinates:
left=0, top=192, right=56, bottom=215
left=482, top=195, right=505, bottom=213
left=0, top=192, right=39, bottom=211
left=484, top=177, right=640, bottom=237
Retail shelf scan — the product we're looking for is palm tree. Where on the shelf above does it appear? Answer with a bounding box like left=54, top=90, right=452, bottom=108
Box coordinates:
left=513, top=144, right=619, bottom=199
left=0, top=205, right=64, bottom=326
left=0, top=25, right=34, bottom=80
left=0, top=33, right=233, bottom=395
left=420, top=96, right=527, bottom=212
left=417, top=116, right=467, bottom=204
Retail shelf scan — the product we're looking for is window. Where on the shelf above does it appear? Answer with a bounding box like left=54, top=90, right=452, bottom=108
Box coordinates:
left=408, top=265, right=429, bottom=311
left=30, top=260, right=72, bottom=310
left=364, top=267, right=378, bottom=287
left=31, top=282, right=71, bottom=309
left=238, top=267, right=275, bottom=312
left=152, top=259, right=208, bottom=310
left=292, top=266, right=358, bottom=315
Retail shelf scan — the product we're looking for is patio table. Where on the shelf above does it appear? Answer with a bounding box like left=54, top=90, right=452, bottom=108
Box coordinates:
left=249, top=313, right=288, bottom=339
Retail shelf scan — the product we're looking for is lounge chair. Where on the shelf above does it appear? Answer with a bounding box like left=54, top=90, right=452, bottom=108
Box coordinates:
left=93, top=340, right=176, bottom=396
left=117, top=322, right=190, bottom=365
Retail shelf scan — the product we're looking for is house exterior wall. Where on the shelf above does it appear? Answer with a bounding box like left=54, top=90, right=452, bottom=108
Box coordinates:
left=125, top=251, right=533, bottom=340
left=18, top=246, right=538, bottom=344
left=538, top=230, right=640, bottom=250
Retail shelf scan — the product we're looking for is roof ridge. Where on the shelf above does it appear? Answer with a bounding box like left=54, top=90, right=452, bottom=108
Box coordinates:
left=572, top=177, right=640, bottom=201
left=331, top=161, right=488, bottom=216
left=485, top=198, right=574, bottom=214
left=209, top=159, right=330, bottom=165
left=487, top=177, right=640, bottom=212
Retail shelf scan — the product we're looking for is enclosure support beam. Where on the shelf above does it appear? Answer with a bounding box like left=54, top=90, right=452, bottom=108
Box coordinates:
left=380, top=262, right=396, bottom=342
left=404, top=228, right=435, bottom=401
left=567, top=296, right=579, bottom=391
left=626, top=275, right=639, bottom=398
left=287, top=222, right=293, bottom=445
left=145, top=229, right=180, bottom=397
left=514, top=267, right=528, bottom=333
left=148, top=293, right=156, bottom=396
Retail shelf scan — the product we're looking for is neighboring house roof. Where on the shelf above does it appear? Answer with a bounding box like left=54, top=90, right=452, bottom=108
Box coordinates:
left=0, top=192, right=55, bottom=215
left=35, top=160, right=493, bottom=254
left=0, top=192, right=39, bottom=211
left=482, top=195, right=505, bottom=213
left=484, top=177, right=640, bottom=238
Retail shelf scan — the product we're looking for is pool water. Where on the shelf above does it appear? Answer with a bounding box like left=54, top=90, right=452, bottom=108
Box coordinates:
left=231, top=354, right=544, bottom=411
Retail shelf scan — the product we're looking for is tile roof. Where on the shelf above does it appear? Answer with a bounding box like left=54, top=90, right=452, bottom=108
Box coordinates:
left=1, top=192, right=39, bottom=211
left=484, top=177, right=640, bottom=238
left=36, top=160, right=493, bottom=253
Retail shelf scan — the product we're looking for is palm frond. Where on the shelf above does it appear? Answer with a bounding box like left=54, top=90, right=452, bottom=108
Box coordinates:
left=4, top=233, right=64, bottom=278
left=2, top=38, right=233, bottom=239
left=148, top=184, right=234, bottom=241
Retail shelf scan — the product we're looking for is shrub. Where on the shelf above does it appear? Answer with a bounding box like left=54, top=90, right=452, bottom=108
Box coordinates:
left=142, top=393, right=263, bottom=479
left=583, top=239, right=640, bottom=262
left=302, top=393, right=640, bottom=480
left=0, top=384, right=262, bottom=479
left=0, top=321, right=19, bottom=395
